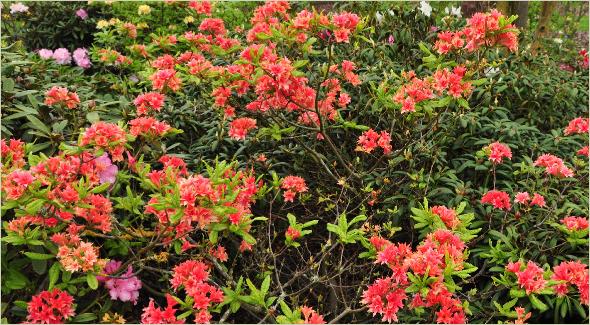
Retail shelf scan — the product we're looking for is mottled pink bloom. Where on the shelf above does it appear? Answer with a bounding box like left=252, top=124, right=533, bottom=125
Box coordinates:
left=98, top=260, right=142, bottom=304
left=38, top=49, right=54, bottom=60
left=52, top=48, right=72, bottom=65
left=73, top=48, right=91, bottom=69
left=76, top=8, right=88, bottom=20
left=10, top=2, right=29, bottom=14
left=95, top=154, right=118, bottom=184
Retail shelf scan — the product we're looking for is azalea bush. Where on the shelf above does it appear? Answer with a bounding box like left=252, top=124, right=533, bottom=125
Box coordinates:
left=1, top=1, right=589, bottom=324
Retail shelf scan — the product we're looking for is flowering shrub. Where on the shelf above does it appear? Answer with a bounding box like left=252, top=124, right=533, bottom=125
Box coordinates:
left=1, top=1, right=589, bottom=324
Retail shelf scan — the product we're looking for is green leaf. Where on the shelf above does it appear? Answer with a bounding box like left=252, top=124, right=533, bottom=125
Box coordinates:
left=24, top=252, right=54, bottom=260
left=5, top=270, right=28, bottom=289
left=72, top=313, right=97, bottom=323
left=48, top=263, right=61, bottom=290
left=26, top=115, right=51, bottom=134
left=25, top=199, right=45, bottom=215
left=90, top=183, right=111, bottom=194
left=86, top=273, right=99, bottom=290
left=261, top=275, right=270, bottom=295
left=86, top=112, right=100, bottom=123
left=529, top=294, right=548, bottom=312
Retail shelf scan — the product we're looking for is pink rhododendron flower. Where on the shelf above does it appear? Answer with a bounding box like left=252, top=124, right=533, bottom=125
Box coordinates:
left=80, top=122, right=127, bottom=161
left=301, top=306, right=326, bottom=324
left=514, top=307, right=532, bottom=324
left=577, top=146, right=589, bottom=157
left=170, top=260, right=224, bottom=317
left=76, top=8, right=88, bottom=20
left=97, top=260, right=142, bottom=304
left=52, top=48, right=72, bottom=65
left=2, top=169, right=35, bottom=199
left=129, top=117, right=172, bottom=138
left=189, top=1, right=212, bottom=15
left=434, top=10, right=518, bottom=54
left=481, top=190, right=511, bottom=210
left=73, top=48, right=91, bottom=68
left=95, top=153, right=118, bottom=184
left=286, top=226, right=301, bottom=240
left=10, top=2, right=29, bottom=14
left=580, top=49, right=589, bottom=69
left=150, top=69, right=182, bottom=92
left=38, top=49, right=53, bottom=60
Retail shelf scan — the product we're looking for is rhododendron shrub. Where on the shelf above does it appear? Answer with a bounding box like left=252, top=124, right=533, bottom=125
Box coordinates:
left=1, top=118, right=264, bottom=322
left=2, top=1, right=589, bottom=324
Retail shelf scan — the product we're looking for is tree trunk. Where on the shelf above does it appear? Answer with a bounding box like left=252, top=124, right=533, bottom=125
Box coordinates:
left=513, top=1, right=529, bottom=28
left=461, top=1, right=491, bottom=18
left=531, top=1, right=557, bottom=54
left=496, top=1, right=511, bottom=16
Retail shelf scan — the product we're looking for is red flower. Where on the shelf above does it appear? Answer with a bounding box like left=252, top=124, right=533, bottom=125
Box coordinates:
left=534, top=154, right=574, bottom=178
left=150, top=69, right=182, bottom=92
left=434, top=10, right=518, bottom=54
left=357, top=129, right=392, bottom=154
left=27, top=288, right=75, bottom=324
left=551, top=261, right=589, bottom=305
left=44, top=86, right=80, bottom=109
left=129, top=117, right=172, bottom=138
left=2, top=169, right=35, bottom=199
left=506, top=260, right=547, bottom=295
left=209, top=245, right=228, bottom=262
left=141, top=294, right=184, bottom=324
left=431, top=206, right=460, bottom=229
left=560, top=216, right=589, bottom=231
left=485, top=142, right=512, bottom=164
left=564, top=117, right=589, bottom=135
left=80, top=122, right=127, bottom=161
left=481, top=190, right=511, bottom=210
left=228, top=118, right=257, bottom=140
left=286, top=226, right=301, bottom=240
left=1, top=138, right=26, bottom=170
left=530, top=193, right=546, bottom=207
left=331, top=12, right=359, bottom=43
left=301, top=306, right=326, bottom=324
left=134, top=92, right=166, bottom=116
left=514, top=192, right=530, bottom=205
left=199, top=18, right=226, bottom=35
left=514, top=307, right=531, bottom=324
left=189, top=1, right=212, bottom=15
left=362, top=276, right=407, bottom=322
left=281, top=176, right=308, bottom=202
